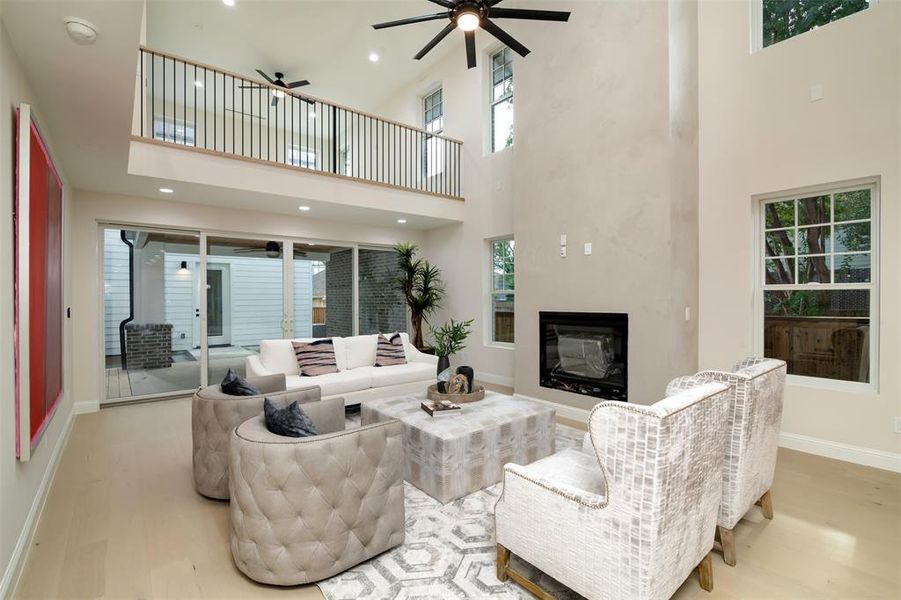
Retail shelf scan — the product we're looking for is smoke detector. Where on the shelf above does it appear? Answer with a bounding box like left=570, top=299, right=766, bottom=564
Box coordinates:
left=64, top=17, right=98, bottom=45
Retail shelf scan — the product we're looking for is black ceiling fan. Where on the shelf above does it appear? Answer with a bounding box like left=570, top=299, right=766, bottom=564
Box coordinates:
left=231, top=241, right=309, bottom=258
left=372, top=0, right=570, bottom=69
left=239, top=70, right=310, bottom=106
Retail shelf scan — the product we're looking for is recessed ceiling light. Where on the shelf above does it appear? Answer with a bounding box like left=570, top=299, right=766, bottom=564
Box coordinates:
left=369, top=52, right=379, bottom=63
left=298, top=205, right=311, bottom=211
left=272, top=89, right=285, bottom=98
left=194, top=80, right=204, bottom=88
left=397, top=218, right=407, bottom=224
left=222, top=0, right=235, bottom=6
left=159, top=188, right=174, bottom=194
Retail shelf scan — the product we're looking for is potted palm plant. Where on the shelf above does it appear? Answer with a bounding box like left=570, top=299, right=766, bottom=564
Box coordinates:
left=395, top=243, right=445, bottom=350
left=430, top=319, right=474, bottom=392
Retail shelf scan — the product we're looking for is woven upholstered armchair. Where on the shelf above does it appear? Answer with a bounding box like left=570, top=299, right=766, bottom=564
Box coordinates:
left=496, top=382, right=732, bottom=600
left=191, top=373, right=320, bottom=499
left=229, top=396, right=405, bottom=585
left=666, top=357, right=787, bottom=566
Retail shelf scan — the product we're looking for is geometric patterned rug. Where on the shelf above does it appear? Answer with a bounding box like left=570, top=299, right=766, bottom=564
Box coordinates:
left=318, top=421, right=587, bottom=600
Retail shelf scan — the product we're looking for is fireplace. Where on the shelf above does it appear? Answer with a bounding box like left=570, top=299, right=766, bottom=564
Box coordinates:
left=539, top=312, right=628, bottom=401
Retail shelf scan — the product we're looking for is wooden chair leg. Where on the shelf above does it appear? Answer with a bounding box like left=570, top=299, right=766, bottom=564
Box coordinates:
left=718, top=526, right=737, bottom=567
left=697, top=551, right=714, bottom=592
left=496, top=543, right=510, bottom=582
left=756, top=489, right=774, bottom=519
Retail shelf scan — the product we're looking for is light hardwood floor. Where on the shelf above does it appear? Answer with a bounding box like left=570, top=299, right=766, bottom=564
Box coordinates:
left=13, top=397, right=901, bottom=599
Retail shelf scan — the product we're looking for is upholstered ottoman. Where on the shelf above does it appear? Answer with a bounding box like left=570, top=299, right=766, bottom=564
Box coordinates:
left=191, top=373, right=321, bottom=499
left=362, top=392, right=556, bottom=503
left=229, top=398, right=405, bottom=585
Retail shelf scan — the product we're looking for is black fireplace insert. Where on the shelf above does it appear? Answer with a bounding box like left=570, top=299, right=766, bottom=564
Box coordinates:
left=539, top=311, right=628, bottom=401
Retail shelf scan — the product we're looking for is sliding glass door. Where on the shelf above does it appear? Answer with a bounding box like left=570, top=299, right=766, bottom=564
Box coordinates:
left=102, top=226, right=201, bottom=401
left=205, top=236, right=286, bottom=383
left=101, top=227, right=398, bottom=403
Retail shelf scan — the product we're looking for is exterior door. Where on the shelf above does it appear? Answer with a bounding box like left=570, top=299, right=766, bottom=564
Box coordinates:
left=195, top=263, right=230, bottom=346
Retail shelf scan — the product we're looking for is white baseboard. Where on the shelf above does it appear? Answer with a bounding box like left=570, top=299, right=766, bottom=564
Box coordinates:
left=477, top=372, right=514, bottom=388
left=0, top=405, right=76, bottom=599
left=73, top=400, right=98, bottom=414
left=779, top=432, right=901, bottom=473
left=513, top=394, right=901, bottom=473
left=513, top=393, right=591, bottom=423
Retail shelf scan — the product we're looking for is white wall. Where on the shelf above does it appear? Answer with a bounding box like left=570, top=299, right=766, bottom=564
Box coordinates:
left=377, top=1, right=700, bottom=402
left=71, top=190, right=422, bottom=409
left=0, top=17, right=74, bottom=595
left=698, top=2, right=901, bottom=457
left=377, top=33, right=517, bottom=385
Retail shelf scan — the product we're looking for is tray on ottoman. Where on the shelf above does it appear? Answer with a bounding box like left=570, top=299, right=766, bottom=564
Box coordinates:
left=362, top=392, right=555, bottom=503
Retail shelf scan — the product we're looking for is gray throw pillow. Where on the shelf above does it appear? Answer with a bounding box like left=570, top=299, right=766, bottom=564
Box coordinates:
left=220, top=369, right=261, bottom=396
left=263, top=398, right=318, bottom=438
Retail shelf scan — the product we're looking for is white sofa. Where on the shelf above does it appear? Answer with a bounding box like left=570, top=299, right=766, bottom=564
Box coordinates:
left=245, top=332, right=438, bottom=405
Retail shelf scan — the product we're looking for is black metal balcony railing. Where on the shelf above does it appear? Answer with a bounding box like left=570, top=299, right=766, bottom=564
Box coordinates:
left=136, top=47, right=463, bottom=199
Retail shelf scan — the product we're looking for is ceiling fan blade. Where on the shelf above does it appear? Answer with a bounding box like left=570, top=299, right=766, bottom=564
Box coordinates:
left=255, top=69, right=275, bottom=84
left=486, top=0, right=505, bottom=5
left=482, top=20, right=531, bottom=57
left=488, top=7, right=571, bottom=22
left=465, top=30, right=477, bottom=69
left=414, top=22, right=456, bottom=60
left=373, top=12, right=448, bottom=30
left=425, top=0, right=454, bottom=7
left=286, top=80, right=310, bottom=88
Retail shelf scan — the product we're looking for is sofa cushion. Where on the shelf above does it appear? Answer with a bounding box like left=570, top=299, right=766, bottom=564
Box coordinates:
left=260, top=339, right=300, bottom=376
left=344, top=334, right=379, bottom=370
left=220, top=369, right=261, bottom=396
left=263, top=398, right=318, bottom=438
left=363, top=362, right=435, bottom=387
left=375, top=333, right=407, bottom=366
left=285, top=369, right=372, bottom=396
left=293, top=339, right=339, bottom=376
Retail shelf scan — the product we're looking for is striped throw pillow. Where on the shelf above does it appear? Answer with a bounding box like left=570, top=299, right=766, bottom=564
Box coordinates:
left=292, top=339, right=339, bottom=376
left=375, top=333, right=407, bottom=367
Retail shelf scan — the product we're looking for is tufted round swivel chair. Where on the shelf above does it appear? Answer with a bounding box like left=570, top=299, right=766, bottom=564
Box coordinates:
left=228, top=398, right=405, bottom=585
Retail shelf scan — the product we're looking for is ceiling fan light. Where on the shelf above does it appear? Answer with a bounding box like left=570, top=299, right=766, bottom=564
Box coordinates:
left=272, top=89, right=286, bottom=98
left=456, top=10, right=480, bottom=32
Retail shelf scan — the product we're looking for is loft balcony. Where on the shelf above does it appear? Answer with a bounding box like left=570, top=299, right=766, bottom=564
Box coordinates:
left=129, top=47, right=465, bottom=221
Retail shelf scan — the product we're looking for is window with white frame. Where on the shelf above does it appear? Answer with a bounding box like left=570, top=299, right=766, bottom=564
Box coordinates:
left=153, top=117, right=195, bottom=146
left=490, top=47, right=513, bottom=153
left=755, top=0, right=873, bottom=50
left=288, top=145, right=317, bottom=169
left=760, top=183, right=876, bottom=385
left=423, top=87, right=444, bottom=177
left=490, top=238, right=515, bottom=344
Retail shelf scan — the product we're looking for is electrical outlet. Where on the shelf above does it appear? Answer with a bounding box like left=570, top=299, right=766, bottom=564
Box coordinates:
left=894, top=417, right=901, bottom=434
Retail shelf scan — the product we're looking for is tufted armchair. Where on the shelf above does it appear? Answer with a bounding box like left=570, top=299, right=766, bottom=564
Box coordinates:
left=496, top=382, right=731, bottom=600
left=191, top=373, right=321, bottom=499
left=228, top=396, right=405, bottom=586
left=666, top=357, right=787, bottom=566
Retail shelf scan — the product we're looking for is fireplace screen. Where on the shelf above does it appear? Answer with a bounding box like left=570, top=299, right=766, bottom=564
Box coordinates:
left=540, top=312, right=627, bottom=401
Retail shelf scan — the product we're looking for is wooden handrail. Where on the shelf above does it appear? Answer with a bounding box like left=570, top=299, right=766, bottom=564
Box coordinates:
left=139, top=45, right=464, bottom=145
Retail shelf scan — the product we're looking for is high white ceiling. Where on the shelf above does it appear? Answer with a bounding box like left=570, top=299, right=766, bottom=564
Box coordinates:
left=146, top=0, right=465, bottom=112
left=0, top=0, right=472, bottom=228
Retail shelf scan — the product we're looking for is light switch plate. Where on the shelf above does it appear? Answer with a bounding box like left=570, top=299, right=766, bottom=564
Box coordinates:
left=685, top=307, right=691, bottom=321
left=810, top=84, right=823, bottom=102
left=584, top=242, right=592, bottom=255
left=894, top=417, right=901, bottom=434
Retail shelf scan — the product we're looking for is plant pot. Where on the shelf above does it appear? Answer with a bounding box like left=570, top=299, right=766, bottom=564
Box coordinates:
left=436, top=355, right=451, bottom=393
